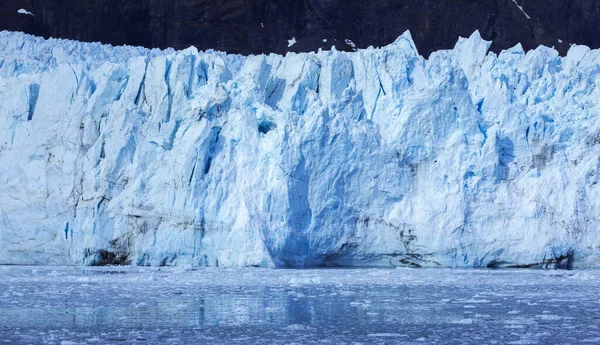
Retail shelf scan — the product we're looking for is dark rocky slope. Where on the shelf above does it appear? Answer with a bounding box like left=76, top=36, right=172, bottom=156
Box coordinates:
left=1, top=0, right=599, bottom=56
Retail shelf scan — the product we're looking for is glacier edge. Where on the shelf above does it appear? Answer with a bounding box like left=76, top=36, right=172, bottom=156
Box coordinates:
left=0, top=30, right=599, bottom=268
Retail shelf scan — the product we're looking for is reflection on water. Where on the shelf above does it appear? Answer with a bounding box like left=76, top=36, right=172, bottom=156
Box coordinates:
left=0, top=266, right=599, bottom=344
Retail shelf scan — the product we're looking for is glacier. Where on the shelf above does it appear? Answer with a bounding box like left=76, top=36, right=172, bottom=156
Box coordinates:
left=0, top=30, right=599, bottom=268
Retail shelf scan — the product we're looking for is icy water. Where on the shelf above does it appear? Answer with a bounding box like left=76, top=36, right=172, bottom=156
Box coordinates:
left=1, top=267, right=599, bottom=344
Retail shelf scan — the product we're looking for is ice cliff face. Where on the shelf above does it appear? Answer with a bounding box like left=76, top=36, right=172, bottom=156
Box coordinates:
left=1, top=30, right=599, bottom=268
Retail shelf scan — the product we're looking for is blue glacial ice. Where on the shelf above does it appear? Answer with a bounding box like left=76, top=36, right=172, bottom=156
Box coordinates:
left=0, top=30, right=599, bottom=268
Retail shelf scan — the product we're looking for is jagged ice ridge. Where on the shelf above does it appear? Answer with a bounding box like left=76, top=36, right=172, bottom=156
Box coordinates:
left=0, top=30, right=599, bottom=268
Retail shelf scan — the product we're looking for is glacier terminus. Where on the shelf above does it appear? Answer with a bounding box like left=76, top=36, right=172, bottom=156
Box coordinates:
left=0, top=30, right=599, bottom=268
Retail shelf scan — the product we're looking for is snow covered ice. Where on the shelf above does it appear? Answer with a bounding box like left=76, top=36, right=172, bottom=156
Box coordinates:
left=16, top=9, right=35, bottom=17
left=0, top=30, right=600, bottom=268
left=1, top=266, right=600, bottom=344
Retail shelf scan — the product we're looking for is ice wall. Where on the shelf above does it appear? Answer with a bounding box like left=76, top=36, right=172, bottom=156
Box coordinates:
left=1, top=30, right=599, bottom=268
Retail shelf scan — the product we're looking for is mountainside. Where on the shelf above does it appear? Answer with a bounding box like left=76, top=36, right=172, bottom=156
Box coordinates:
left=1, top=31, right=600, bottom=268
left=1, top=0, right=600, bottom=56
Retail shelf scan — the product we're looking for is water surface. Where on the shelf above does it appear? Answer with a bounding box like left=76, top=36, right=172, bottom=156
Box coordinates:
left=1, top=266, right=599, bottom=344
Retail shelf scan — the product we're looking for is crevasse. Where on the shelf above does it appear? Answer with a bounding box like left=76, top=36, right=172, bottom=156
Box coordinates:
left=0, top=30, right=599, bottom=268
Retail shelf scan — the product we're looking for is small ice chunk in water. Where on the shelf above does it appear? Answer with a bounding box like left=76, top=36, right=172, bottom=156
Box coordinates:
left=367, top=333, right=405, bottom=338
left=286, top=324, right=312, bottom=331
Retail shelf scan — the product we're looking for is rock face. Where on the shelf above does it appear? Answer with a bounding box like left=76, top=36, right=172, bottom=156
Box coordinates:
left=1, top=0, right=600, bottom=56
left=1, top=31, right=600, bottom=268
